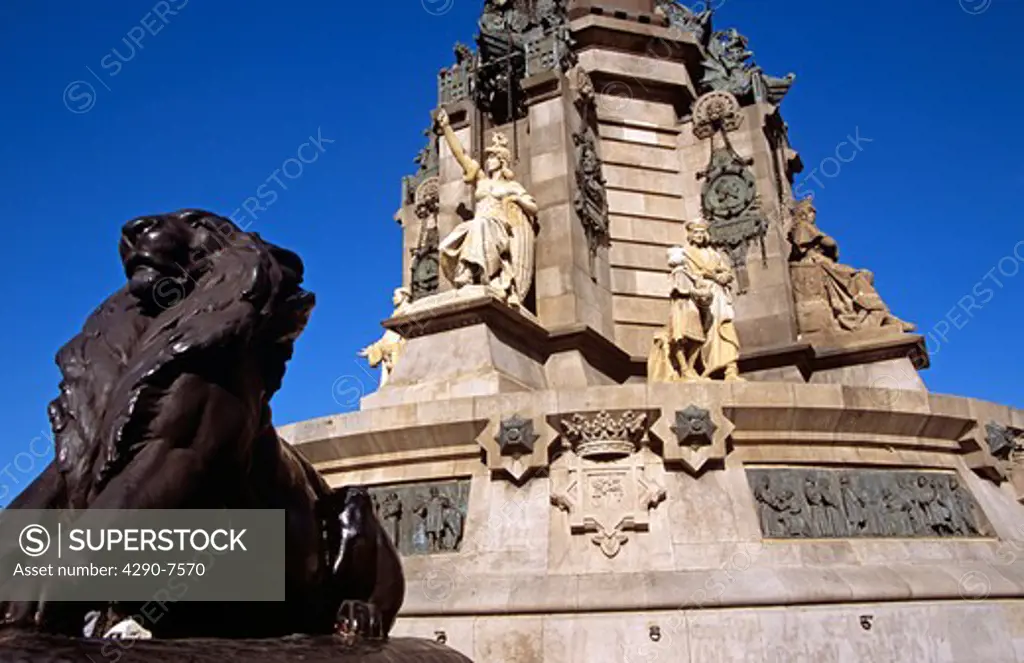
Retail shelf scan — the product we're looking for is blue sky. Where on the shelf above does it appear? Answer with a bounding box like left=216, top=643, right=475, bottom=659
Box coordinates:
left=0, top=0, right=1020, bottom=496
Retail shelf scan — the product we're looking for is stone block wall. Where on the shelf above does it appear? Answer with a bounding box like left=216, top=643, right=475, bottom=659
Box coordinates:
left=574, top=18, right=801, bottom=360
left=284, top=383, right=1024, bottom=662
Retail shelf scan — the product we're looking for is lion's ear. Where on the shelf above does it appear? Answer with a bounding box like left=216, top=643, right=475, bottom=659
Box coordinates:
left=240, top=252, right=278, bottom=315
left=316, top=487, right=350, bottom=517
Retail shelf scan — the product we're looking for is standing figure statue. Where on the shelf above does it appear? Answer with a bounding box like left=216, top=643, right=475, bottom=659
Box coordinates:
left=359, top=287, right=412, bottom=387
left=648, top=219, right=743, bottom=381
left=434, top=108, right=539, bottom=308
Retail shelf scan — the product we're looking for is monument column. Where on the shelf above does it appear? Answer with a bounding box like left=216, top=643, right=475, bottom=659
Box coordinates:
left=523, top=69, right=615, bottom=339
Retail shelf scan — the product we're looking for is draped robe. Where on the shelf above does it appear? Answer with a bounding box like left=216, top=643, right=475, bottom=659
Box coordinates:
left=667, top=244, right=741, bottom=378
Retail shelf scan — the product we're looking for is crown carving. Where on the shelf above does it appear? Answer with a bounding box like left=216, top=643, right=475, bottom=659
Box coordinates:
left=560, top=410, right=647, bottom=460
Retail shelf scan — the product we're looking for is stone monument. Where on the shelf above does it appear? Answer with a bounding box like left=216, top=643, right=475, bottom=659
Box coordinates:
left=647, top=219, right=743, bottom=382
left=0, top=211, right=470, bottom=662
left=292, top=2, right=1024, bottom=661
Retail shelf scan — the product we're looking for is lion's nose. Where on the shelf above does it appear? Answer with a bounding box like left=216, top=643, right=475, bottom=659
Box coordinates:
left=122, top=216, right=158, bottom=244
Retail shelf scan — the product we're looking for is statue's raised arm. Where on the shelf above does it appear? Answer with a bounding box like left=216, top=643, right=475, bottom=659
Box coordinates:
left=435, top=109, right=480, bottom=183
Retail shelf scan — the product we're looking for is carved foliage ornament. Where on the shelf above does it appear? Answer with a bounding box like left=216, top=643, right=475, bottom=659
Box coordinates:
left=551, top=411, right=665, bottom=558
left=567, top=64, right=594, bottom=107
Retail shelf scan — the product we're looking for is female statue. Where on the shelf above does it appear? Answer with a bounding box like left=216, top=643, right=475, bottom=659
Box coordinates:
left=434, top=109, right=539, bottom=308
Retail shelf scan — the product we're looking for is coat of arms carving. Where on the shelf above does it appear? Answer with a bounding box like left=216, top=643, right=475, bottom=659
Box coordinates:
left=550, top=411, right=666, bottom=558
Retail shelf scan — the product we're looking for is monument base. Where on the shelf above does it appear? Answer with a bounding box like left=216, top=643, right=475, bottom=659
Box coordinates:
left=361, top=287, right=628, bottom=410
left=286, top=380, right=1024, bottom=663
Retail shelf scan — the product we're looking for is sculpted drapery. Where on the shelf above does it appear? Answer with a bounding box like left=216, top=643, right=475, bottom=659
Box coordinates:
left=434, top=109, right=539, bottom=308
left=649, top=220, right=743, bottom=382
left=789, top=199, right=915, bottom=333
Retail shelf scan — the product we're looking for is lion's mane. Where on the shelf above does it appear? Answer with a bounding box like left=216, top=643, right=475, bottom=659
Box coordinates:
left=48, top=210, right=315, bottom=508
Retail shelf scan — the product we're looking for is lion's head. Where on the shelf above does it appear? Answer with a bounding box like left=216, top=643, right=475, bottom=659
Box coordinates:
left=119, top=209, right=225, bottom=310
left=51, top=209, right=316, bottom=507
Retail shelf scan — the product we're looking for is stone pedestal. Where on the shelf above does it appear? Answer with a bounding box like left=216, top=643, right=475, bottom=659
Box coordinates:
left=286, top=382, right=1024, bottom=663
left=361, top=287, right=628, bottom=410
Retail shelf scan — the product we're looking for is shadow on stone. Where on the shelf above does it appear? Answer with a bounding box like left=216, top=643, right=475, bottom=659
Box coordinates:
left=0, top=632, right=472, bottom=663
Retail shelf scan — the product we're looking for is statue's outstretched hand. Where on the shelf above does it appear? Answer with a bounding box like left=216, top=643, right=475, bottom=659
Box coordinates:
left=435, top=109, right=450, bottom=130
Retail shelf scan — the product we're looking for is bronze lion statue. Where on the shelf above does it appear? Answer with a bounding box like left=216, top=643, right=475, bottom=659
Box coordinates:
left=0, top=210, right=404, bottom=640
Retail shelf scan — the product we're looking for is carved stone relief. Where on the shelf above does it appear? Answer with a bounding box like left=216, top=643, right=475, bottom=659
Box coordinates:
left=496, top=414, right=540, bottom=457
left=477, top=412, right=557, bottom=483
left=648, top=402, right=735, bottom=475
left=437, top=0, right=573, bottom=124
left=747, top=468, right=993, bottom=539
left=410, top=177, right=441, bottom=301
left=981, top=421, right=1024, bottom=504
left=691, top=91, right=766, bottom=291
left=568, top=64, right=609, bottom=276
left=551, top=411, right=665, bottom=558
left=671, top=405, right=717, bottom=450
left=572, top=126, right=609, bottom=268
left=692, top=90, right=744, bottom=141
left=401, top=128, right=440, bottom=207
left=369, top=479, right=470, bottom=555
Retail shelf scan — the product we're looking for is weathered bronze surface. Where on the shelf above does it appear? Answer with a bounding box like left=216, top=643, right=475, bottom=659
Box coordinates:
left=748, top=468, right=993, bottom=539
left=986, top=421, right=1021, bottom=460
left=0, top=210, right=404, bottom=642
left=671, top=405, right=716, bottom=449
left=0, top=633, right=473, bottom=663
left=370, top=480, right=470, bottom=556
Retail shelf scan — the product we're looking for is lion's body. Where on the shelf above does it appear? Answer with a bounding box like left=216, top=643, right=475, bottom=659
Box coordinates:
left=1, top=210, right=404, bottom=639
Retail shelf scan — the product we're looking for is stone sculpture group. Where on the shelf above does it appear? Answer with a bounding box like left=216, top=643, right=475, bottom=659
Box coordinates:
left=750, top=468, right=989, bottom=539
